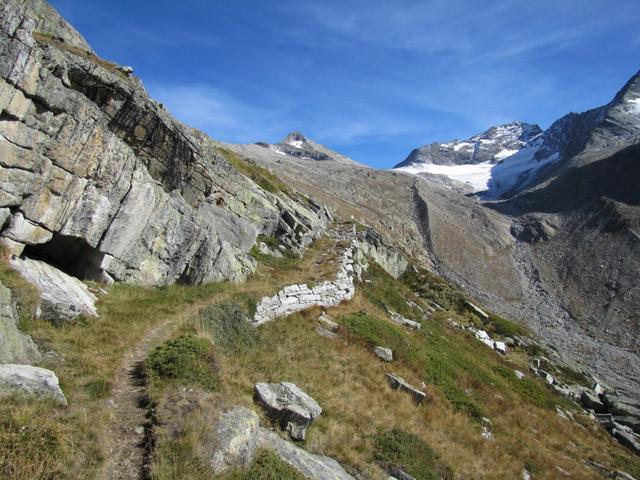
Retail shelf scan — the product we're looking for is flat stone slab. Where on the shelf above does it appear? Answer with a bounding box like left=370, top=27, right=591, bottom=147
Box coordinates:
left=0, top=364, right=67, bottom=404
left=11, top=257, right=97, bottom=322
left=390, top=312, right=421, bottom=330
left=257, top=428, right=355, bottom=479
left=254, top=382, right=322, bottom=440
left=386, top=373, right=426, bottom=405
left=374, top=346, right=393, bottom=362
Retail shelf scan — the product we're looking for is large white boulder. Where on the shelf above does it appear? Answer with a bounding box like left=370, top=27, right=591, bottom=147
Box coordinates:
left=0, top=364, right=67, bottom=404
left=10, top=257, right=97, bottom=322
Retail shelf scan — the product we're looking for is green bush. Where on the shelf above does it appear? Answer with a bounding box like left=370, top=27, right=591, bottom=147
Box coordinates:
left=373, top=429, right=453, bottom=480
left=362, top=263, right=422, bottom=318
left=400, top=266, right=467, bottom=312
left=488, top=313, right=527, bottom=337
left=200, top=301, right=258, bottom=352
left=146, top=336, right=218, bottom=391
left=340, top=311, right=409, bottom=352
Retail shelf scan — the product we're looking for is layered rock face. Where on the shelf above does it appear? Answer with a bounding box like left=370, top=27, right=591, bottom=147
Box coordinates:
left=0, top=0, right=329, bottom=286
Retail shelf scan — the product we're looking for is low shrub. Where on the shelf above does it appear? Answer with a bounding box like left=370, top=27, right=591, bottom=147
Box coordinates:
left=146, top=336, right=218, bottom=391
left=373, top=429, right=453, bottom=480
left=200, top=301, right=258, bottom=352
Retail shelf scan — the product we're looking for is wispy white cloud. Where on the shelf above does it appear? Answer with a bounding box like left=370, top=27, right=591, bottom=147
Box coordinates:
left=147, top=84, right=288, bottom=143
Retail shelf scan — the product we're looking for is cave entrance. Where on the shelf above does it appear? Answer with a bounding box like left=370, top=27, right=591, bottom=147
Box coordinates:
left=21, top=232, right=106, bottom=281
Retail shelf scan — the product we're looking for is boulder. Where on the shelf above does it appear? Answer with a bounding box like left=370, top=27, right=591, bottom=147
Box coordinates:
left=614, top=416, right=640, bottom=434
left=464, top=301, right=489, bottom=320
left=257, top=428, right=355, bottom=480
left=514, top=370, right=525, bottom=379
left=389, top=312, right=421, bottom=330
left=580, top=391, right=606, bottom=413
left=254, top=382, right=322, bottom=441
left=0, top=280, right=40, bottom=364
left=0, top=364, right=66, bottom=404
left=388, top=467, right=417, bottom=480
left=494, top=341, right=507, bottom=355
left=386, top=373, right=426, bottom=405
left=612, top=424, right=640, bottom=454
left=374, top=346, right=393, bottom=362
left=604, top=395, right=640, bottom=419
left=10, top=257, right=97, bottom=322
left=207, top=407, right=260, bottom=474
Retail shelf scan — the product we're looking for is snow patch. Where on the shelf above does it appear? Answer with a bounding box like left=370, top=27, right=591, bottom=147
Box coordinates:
left=494, top=148, right=519, bottom=161
left=485, top=142, right=560, bottom=198
left=627, top=97, right=640, bottom=114
left=397, top=162, right=494, bottom=192
left=288, top=140, right=304, bottom=148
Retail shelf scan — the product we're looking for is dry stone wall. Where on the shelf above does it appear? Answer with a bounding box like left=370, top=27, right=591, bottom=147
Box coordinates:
left=252, top=229, right=364, bottom=325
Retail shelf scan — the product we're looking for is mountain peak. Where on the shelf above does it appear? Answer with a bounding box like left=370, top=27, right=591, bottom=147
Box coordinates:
left=282, top=131, right=308, bottom=148
left=394, top=120, right=541, bottom=170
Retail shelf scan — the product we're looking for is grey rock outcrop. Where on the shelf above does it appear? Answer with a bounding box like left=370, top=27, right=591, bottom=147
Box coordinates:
left=205, top=405, right=354, bottom=479
left=355, top=228, right=407, bottom=279
left=0, top=363, right=66, bottom=404
left=257, top=428, right=355, bottom=480
left=374, top=346, right=393, bottom=362
left=11, top=257, right=97, bottom=322
left=0, top=279, right=39, bottom=363
left=0, top=0, right=329, bottom=287
left=254, top=382, right=322, bottom=441
left=207, top=407, right=260, bottom=474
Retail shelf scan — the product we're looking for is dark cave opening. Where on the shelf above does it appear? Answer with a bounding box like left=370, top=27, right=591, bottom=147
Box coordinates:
left=21, top=232, right=106, bottom=281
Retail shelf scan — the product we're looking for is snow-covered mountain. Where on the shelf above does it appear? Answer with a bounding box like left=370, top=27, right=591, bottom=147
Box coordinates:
left=394, top=122, right=542, bottom=191
left=487, top=70, right=640, bottom=198
left=396, top=70, right=640, bottom=197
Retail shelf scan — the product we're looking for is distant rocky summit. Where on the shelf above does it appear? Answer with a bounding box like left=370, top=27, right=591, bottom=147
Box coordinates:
left=395, top=121, right=542, bottom=168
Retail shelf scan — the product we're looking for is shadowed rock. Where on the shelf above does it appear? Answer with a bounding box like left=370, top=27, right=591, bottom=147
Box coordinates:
left=386, top=373, right=426, bottom=405
left=254, top=382, right=322, bottom=441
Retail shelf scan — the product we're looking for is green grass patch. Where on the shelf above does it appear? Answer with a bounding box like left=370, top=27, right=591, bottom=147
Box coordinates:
left=488, top=313, right=528, bottom=338
left=373, top=429, right=453, bottom=479
left=340, top=311, right=409, bottom=352
left=362, top=262, right=424, bottom=318
left=400, top=265, right=467, bottom=312
left=256, top=234, right=279, bottom=250
left=146, top=336, right=219, bottom=391
left=200, top=301, right=258, bottom=352
left=491, top=364, right=558, bottom=409
left=250, top=246, right=300, bottom=270
left=219, top=450, right=305, bottom=480
left=216, top=147, right=294, bottom=196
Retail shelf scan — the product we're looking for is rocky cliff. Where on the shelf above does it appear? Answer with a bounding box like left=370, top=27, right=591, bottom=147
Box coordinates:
left=0, top=0, right=330, bottom=286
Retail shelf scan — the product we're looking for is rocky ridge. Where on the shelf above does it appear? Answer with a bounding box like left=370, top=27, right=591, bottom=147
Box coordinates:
left=0, top=0, right=330, bottom=288
left=395, top=121, right=542, bottom=168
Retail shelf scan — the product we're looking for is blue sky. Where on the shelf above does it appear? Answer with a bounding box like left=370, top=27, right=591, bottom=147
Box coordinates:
left=51, top=0, right=640, bottom=168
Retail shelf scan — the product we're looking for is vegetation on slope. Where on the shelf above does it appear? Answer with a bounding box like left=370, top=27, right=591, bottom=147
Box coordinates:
left=1, top=235, right=639, bottom=479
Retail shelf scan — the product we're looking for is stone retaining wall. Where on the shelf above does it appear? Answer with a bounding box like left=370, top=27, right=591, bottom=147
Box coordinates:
left=252, top=232, right=364, bottom=325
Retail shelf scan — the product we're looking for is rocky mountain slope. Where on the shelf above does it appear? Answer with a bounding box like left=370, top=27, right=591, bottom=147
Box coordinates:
left=0, top=0, right=330, bottom=288
left=229, top=71, right=640, bottom=400
left=1, top=1, right=640, bottom=479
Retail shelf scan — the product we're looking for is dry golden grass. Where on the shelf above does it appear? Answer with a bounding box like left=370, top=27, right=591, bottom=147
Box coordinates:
left=2, top=235, right=640, bottom=479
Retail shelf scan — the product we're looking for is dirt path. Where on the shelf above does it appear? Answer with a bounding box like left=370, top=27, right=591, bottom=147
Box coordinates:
left=97, top=305, right=201, bottom=480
